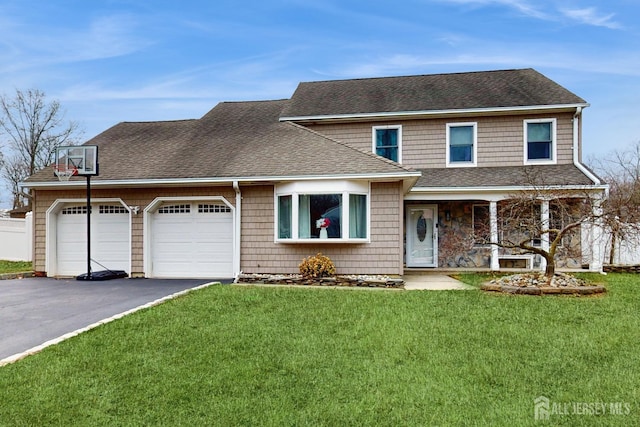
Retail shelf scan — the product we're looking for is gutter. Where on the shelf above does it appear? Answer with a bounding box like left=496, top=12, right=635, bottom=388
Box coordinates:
left=22, top=171, right=421, bottom=190
left=280, top=103, right=590, bottom=122
left=233, top=180, right=242, bottom=280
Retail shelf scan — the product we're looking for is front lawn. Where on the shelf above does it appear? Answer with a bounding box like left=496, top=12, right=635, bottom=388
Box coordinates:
left=0, top=260, right=32, bottom=274
left=0, top=274, right=638, bottom=425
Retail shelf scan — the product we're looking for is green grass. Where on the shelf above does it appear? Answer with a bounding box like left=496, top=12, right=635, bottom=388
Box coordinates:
left=0, top=275, right=639, bottom=426
left=0, top=260, right=32, bottom=274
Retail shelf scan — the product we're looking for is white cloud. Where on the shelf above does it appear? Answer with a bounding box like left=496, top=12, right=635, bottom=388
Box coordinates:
left=438, top=0, right=623, bottom=29
left=561, top=7, right=622, bottom=29
left=436, top=0, right=549, bottom=19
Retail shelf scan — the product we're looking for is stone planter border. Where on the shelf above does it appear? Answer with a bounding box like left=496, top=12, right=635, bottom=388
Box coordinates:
left=481, top=282, right=606, bottom=295
left=236, top=273, right=405, bottom=289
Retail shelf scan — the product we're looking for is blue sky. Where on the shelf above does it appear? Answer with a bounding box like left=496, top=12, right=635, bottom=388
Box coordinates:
left=0, top=0, right=639, bottom=207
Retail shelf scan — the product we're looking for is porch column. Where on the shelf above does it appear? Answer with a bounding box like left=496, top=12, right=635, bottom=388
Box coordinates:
left=540, top=199, right=550, bottom=273
left=589, top=193, right=605, bottom=272
left=490, top=201, right=499, bottom=271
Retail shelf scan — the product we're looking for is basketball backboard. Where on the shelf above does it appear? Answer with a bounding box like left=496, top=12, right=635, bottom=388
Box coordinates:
left=54, top=145, right=99, bottom=177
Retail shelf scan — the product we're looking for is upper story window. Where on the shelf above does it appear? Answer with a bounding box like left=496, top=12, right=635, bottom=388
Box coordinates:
left=276, top=181, right=370, bottom=242
left=372, top=125, right=402, bottom=163
left=524, top=119, right=556, bottom=164
left=446, top=122, right=477, bottom=167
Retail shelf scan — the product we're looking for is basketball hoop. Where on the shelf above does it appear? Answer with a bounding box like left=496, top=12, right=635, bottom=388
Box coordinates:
left=53, top=164, right=78, bottom=181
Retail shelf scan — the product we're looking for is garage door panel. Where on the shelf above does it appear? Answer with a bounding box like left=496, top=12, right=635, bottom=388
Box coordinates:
left=151, top=202, right=233, bottom=278
left=57, top=204, right=130, bottom=276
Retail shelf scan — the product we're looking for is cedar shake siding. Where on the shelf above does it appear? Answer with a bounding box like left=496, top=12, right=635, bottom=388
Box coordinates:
left=240, top=182, right=404, bottom=275
left=306, top=112, right=576, bottom=169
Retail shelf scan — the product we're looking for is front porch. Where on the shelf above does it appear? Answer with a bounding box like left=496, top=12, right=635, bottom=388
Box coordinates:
left=404, top=198, right=604, bottom=272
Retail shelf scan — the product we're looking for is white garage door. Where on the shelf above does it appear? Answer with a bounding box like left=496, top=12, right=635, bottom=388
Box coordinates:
left=151, top=202, right=233, bottom=278
left=57, top=204, right=130, bottom=276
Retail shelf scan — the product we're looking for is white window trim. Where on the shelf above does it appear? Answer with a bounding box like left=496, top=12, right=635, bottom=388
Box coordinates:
left=446, top=122, right=477, bottom=167
left=524, top=118, right=557, bottom=165
left=372, top=125, right=402, bottom=163
left=275, top=180, right=371, bottom=243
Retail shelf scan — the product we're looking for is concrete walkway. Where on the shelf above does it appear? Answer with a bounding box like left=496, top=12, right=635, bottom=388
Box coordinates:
left=402, top=273, right=475, bottom=290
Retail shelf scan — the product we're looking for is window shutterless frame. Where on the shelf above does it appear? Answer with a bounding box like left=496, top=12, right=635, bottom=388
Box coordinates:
left=524, top=118, right=556, bottom=164
left=372, top=125, right=402, bottom=163
left=446, top=122, right=477, bottom=167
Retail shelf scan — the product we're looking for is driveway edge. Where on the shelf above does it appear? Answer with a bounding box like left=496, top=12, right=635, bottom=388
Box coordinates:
left=0, top=281, right=221, bottom=367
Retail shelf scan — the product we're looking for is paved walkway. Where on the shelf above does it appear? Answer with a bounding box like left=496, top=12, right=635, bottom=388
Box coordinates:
left=402, top=273, right=475, bottom=290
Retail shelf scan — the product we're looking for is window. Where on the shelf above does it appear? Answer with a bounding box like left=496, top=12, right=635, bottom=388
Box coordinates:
left=447, top=123, right=477, bottom=167
left=373, top=125, right=401, bottom=162
left=99, top=205, right=128, bottom=214
left=158, top=204, right=190, bottom=214
left=524, top=119, right=556, bottom=163
left=472, top=204, right=490, bottom=244
left=276, top=181, right=369, bottom=242
left=198, top=204, right=231, bottom=213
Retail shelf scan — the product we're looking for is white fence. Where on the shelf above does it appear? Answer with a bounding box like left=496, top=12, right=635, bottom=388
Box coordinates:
left=582, top=223, right=640, bottom=266
left=0, top=213, right=32, bottom=262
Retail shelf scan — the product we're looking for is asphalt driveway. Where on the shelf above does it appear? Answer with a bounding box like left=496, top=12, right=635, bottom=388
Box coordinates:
left=0, top=277, right=231, bottom=363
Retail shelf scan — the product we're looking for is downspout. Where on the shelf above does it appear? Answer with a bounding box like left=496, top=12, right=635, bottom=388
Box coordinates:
left=573, top=107, right=602, bottom=185
left=573, top=107, right=607, bottom=272
left=233, top=180, right=242, bottom=280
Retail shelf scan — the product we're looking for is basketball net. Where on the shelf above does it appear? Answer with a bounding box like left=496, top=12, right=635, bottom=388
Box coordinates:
left=53, top=164, right=78, bottom=181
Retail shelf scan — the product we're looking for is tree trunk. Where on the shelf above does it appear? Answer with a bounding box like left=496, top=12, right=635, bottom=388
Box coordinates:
left=608, top=231, right=617, bottom=265
left=544, top=255, right=555, bottom=277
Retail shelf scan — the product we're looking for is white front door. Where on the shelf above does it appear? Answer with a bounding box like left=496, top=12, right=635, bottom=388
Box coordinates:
left=406, top=205, right=437, bottom=267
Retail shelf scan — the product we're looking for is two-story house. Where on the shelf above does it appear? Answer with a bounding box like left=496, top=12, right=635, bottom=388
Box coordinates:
left=24, top=68, right=607, bottom=279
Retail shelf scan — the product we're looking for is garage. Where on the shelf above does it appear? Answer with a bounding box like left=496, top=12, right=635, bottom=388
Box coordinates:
left=56, top=204, right=130, bottom=276
left=149, top=201, right=234, bottom=278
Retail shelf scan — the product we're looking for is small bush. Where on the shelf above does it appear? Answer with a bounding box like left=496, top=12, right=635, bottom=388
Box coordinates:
left=299, top=253, right=336, bottom=278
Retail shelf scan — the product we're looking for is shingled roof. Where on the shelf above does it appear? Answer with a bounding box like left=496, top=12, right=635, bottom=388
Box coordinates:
left=415, top=164, right=599, bottom=188
left=280, top=68, right=587, bottom=119
left=26, top=99, right=418, bottom=184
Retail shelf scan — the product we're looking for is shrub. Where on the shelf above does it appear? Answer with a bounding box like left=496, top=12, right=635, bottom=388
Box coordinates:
left=299, top=253, right=336, bottom=278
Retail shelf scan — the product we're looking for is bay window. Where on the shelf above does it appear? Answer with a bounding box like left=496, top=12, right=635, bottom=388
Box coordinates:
left=276, top=181, right=369, bottom=242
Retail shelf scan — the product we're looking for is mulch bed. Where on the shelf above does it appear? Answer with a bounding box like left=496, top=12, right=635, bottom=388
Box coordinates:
left=481, top=272, right=606, bottom=295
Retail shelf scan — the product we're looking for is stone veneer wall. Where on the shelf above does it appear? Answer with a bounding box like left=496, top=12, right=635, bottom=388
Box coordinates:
left=434, top=201, right=582, bottom=269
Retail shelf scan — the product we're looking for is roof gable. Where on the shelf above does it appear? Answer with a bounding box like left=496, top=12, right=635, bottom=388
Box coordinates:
left=280, top=68, right=587, bottom=120
left=26, top=99, right=416, bottom=184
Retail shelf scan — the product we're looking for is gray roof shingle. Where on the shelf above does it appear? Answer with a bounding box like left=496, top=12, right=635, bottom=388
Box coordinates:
left=415, top=164, right=599, bottom=188
left=26, top=99, right=417, bottom=184
left=281, top=68, right=587, bottom=119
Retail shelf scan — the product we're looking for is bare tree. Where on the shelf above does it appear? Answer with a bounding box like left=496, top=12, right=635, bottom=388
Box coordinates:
left=588, top=141, right=640, bottom=264
left=463, top=168, right=605, bottom=277
left=494, top=191, right=595, bottom=276
left=0, top=89, right=83, bottom=208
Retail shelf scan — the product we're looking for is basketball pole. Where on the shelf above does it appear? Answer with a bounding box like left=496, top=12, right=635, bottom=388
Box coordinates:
left=86, top=174, right=91, bottom=280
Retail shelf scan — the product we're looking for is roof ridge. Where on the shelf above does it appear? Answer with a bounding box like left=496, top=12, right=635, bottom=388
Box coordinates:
left=297, top=68, right=534, bottom=85
left=285, top=121, right=417, bottom=174
left=119, top=118, right=197, bottom=125
left=217, top=98, right=290, bottom=105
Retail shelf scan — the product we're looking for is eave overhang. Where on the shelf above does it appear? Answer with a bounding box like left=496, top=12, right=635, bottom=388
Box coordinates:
left=23, top=171, right=422, bottom=194
left=280, top=103, right=590, bottom=124
left=406, top=183, right=609, bottom=202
